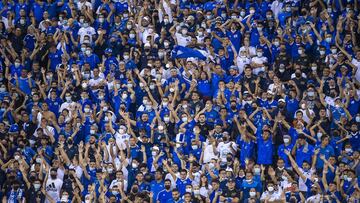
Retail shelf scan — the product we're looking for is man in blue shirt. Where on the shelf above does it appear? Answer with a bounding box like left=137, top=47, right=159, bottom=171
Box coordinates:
left=156, top=179, right=173, bottom=203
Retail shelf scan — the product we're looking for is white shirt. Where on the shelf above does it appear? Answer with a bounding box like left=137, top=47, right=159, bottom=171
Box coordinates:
left=239, top=46, right=256, bottom=56
left=203, top=142, right=218, bottom=163
left=88, top=77, right=104, bottom=87
left=109, top=179, right=128, bottom=191
left=175, top=33, right=192, bottom=47
left=260, top=189, right=282, bottom=202
left=251, top=56, right=268, bottom=75
left=45, top=178, right=63, bottom=203
left=115, top=132, right=130, bottom=150
left=235, top=56, right=250, bottom=74
left=351, top=58, right=360, bottom=82
left=217, top=142, right=236, bottom=163
left=77, top=1, right=92, bottom=10
left=78, top=26, right=96, bottom=43
left=298, top=168, right=314, bottom=192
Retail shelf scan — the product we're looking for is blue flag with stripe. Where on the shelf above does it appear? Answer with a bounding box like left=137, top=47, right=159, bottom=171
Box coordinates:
left=171, top=46, right=207, bottom=60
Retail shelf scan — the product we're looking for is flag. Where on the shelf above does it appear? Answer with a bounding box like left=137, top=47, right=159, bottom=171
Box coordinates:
left=171, top=46, right=208, bottom=60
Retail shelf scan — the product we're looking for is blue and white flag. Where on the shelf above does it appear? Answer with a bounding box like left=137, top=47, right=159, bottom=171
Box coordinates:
left=171, top=46, right=208, bottom=60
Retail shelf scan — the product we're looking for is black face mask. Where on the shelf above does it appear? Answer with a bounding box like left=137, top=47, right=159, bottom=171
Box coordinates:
left=231, top=106, right=236, bottom=110
left=50, top=174, right=57, bottom=179
left=295, top=72, right=301, bottom=78
left=67, top=139, right=73, bottom=145
left=329, top=93, right=336, bottom=98
left=132, top=187, right=139, bottom=193
left=165, top=185, right=171, bottom=190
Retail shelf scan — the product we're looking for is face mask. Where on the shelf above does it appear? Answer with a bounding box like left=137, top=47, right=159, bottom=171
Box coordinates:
left=311, top=66, right=317, bottom=71
left=356, top=116, right=360, bottom=122
left=164, top=42, right=170, bottom=47
left=119, top=129, right=125, bottom=134
left=112, top=191, right=119, bottom=195
left=257, top=52, right=263, bottom=57
left=162, top=102, right=168, bottom=107
left=325, top=38, right=331, bottom=43
left=283, top=138, right=290, bottom=143
left=320, top=50, right=325, bottom=55
left=274, top=41, right=280, bottom=46
left=90, top=129, right=96, bottom=134
left=86, top=50, right=91, bottom=55
left=129, top=33, right=135, bottom=39
left=20, top=19, right=25, bottom=24
left=254, top=168, right=261, bottom=174
left=181, top=29, right=188, bottom=35
left=149, top=84, right=155, bottom=90
left=124, top=55, right=130, bottom=60
left=84, top=108, right=90, bottom=113
left=169, top=88, right=175, bottom=93
left=181, top=117, right=188, bottom=122
left=107, top=168, right=113, bottom=173
left=83, top=23, right=89, bottom=28
left=66, top=96, right=72, bottom=102
left=268, top=186, right=274, bottom=192
left=0, top=87, right=6, bottom=92
left=164, top=19, right=169, bottom=24
left=249, top=10, right=255, bottom=14
left=15, top=62, right=20, bottom=68
left=164, top=116, right=170, bottom=123
left=14, top=155, right=20, bottom=160
left=122, top=94, right=128, bottom=99
left=257, top=27, right=263, bottom=32
left=82, top=83, right=88, bottom=89
left=249, top=191, right=256, bottom=197
left=99, top=18, right=104, bottom=23
left=331, top=49, right=337, bottom=54
left=345, top=148, right=352, bottom=153
left=347, top=177, right=353, bottom=182
left=298, top=50, right=303, bottom=55
left=152, top=151, right=157, bottom=156
left=286, top=7, right=291, bottom=12
left=185, top=188, right=192, bottom=193
left=192, top=145, right=198, bottom=150
left=132, top=163, right=138, bottom=168
left=208, top=163, right=215, bottom=169
left=245, top=178, right=252, bottom=183
left=308, top=91, right=315, bottom=97
left=99, top=95, right=104, bottom=100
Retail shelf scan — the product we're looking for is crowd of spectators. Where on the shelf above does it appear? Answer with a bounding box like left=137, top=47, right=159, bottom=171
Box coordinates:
left=0, top=0, right=359, bottom=202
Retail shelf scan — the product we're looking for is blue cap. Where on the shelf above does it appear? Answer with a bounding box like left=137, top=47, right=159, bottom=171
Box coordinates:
left=105, top=48, right=112, bottom=53
left=9, top=124, right=19, bottom=133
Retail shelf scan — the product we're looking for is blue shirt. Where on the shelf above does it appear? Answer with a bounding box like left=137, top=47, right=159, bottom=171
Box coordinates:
left=150, top=180, right=164, bottom=203
left=157, top=189, right=172, bottom=203
left=295, top=144, right=314, bottom=166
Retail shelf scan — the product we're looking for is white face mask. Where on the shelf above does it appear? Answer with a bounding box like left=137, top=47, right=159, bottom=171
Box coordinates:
left=331, top=49, right=337, bottom=54
left=84, top=108, right=90, bottom=113
left=283, top=138, right=290, bottom=143
left=268, top=186, right=274, bottom=192
left=356, top=116, right=360, bottom=122
left=181, top=117, right=188, bottom=122
left=122, top=94, right=128, bottom=99
left=185, top=188, right=192, bottom=193
left=85, top=50, right=91, bottom=55
left=319, top=50, right=325, bottom=55
left=257, top=52, right=263, bottom=57
left=129, top=33, right=135, bottom=38
left=164, top=116, right=170, bottom=123
left=249, top=191, right=256, bottom=197
left=124, top=55, right=130, bottom=60
left=249, top=10, right=255, bottom=14
left=66, top=96, right=72, bottom=102
left=99, top=18, right=104, bottom=23
left=152, top=151, right=157, bottom=156
left=298, top=50, right=303, bottom=55
left=90, top=129, right=96, bottom=134
left=82, top=83, right=88, bottom=89
left=240, top=11, right=246, bottom=16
